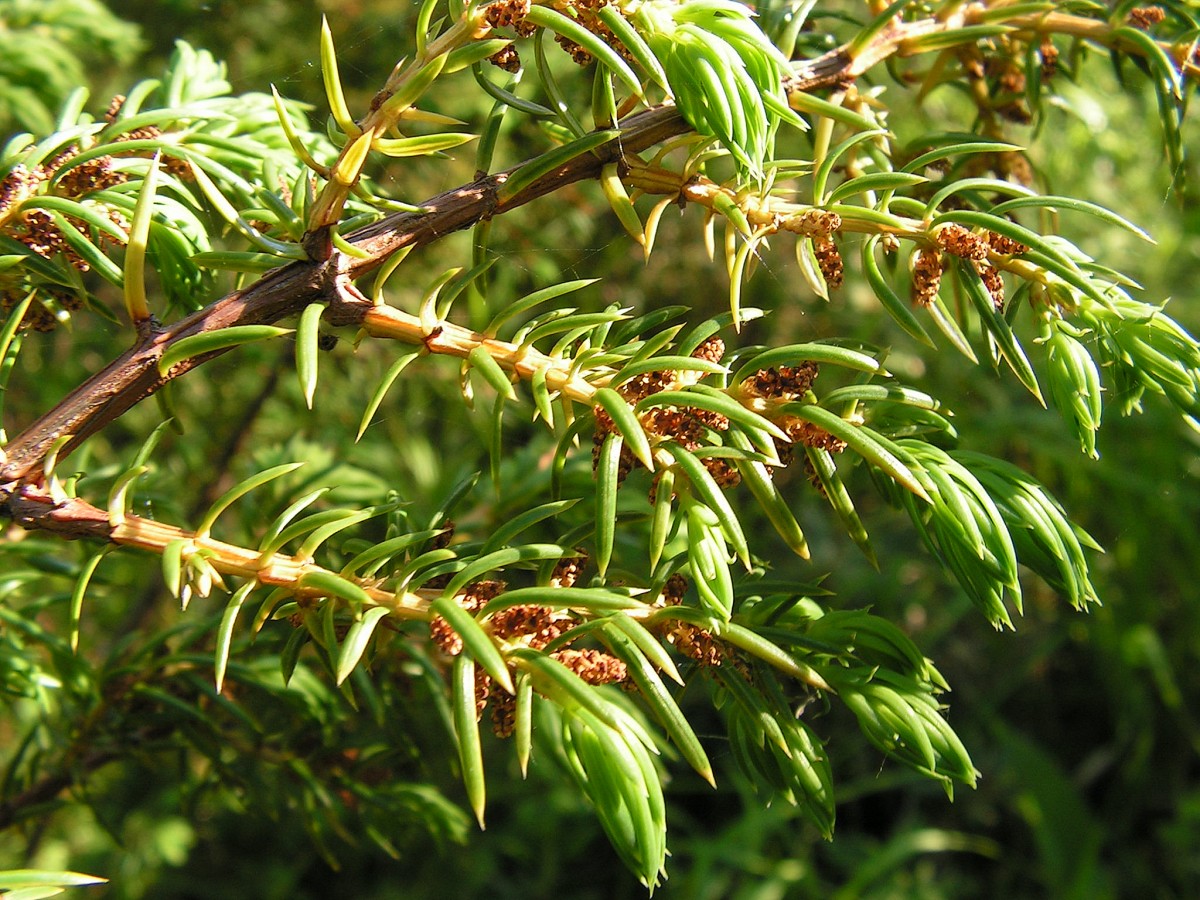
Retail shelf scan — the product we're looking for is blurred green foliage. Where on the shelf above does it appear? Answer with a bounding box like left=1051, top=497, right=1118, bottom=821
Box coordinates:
left=1, top=1, right=1198, bottom=897
left=0, top=0, right=141, bottom=134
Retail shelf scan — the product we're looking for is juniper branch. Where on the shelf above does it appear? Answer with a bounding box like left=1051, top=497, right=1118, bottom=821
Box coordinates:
left=0, top=2, right=1185, bottom=493
left=5, top=483, right=430, bottom=618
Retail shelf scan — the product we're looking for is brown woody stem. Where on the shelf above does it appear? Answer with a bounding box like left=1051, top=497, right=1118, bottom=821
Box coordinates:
left=5, top=483, right=430, bottom=617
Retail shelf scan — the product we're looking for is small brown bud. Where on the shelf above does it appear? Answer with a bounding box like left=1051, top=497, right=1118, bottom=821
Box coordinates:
left=0, top=164, right=36, bottom=218
left=661, top=573, right=688, bottom=605
left=782, top=209, right=841, bottom=235
left=986, top=231, right=1027, bottom=255
left=936, top=224, right=988, bottom=260
left=491, top=687, right=517, bottom=738
left=773, top=438, right=795, bottom=470
left=24, top=301, right=59, bottom=333
left=692, top=336, right=725, bottom=363
left=618, top=369, right=670, bottom=402
left=461, top=579, right=506, bottom=613
left=703, top=456, right=741, bottom=488
left=488, top=44, right=521, bottom=73
left=53, top=155, right=128, bottom=198
left=1, top=289, right=25, bottom=314
left=42, top=146, right=80, bottom=180
left=430, top=581, right=505, bottom=653
left=555, top=33, right=593, bottom=65
left=105, top=94, right=126, bottom=124
left=119, top=124, right=163, bottom=144
left=474, top=668, right=492, bottom=717
left=592, top=434, right=635, bottom=481
left=102, top=207, right=130, bottom=245
left=1128, top=6, right=1166, bottom=29
left=998, top=66, right=1026, bottom=95
left=643, top=407, right=704, bottom=449
left=911, top=248, right=944, bottom=307
left=742, top=363, right=819, bottom=400
left=996, top=101, right=1033, bottom=125
left=593, top=406, right=616, bottom=438
left=785, top=419, right=848, bottom=453
left=47, top=286, right=83, bottom=312
left=16, top=209, right=67, bottom=259
left=432, top=520, right=456, bottom=550
left=664, top=622, right=723, bottom=667
left=1039, top=41, right=1059, bottom=81
left=163, top=154, right=194, bottom=180
left=551, top=554, right=585, bottom=588
left=813, top=235, right=844, bottom=289
left=552, top=648, right=627, bottom=684
left=485, top=0, right=531, bottom=28
left=429, top=615, right=463, bottom=656
left=648, top=470, right=674, bottom=505
left=803, top=455, right=827, bottom=497
left=688, top=407, right=729, bottom=432
left=996, top=152, right=1034, bottom=187
left=489, top=604, right=562, bottom=649
left=974, top=260, right=1006, bottom=309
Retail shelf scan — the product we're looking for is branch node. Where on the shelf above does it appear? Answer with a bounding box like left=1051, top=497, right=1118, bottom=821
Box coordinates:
left=134, top=315, right=165, bottom=345
left=303, top=225, right=334, bottom=262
